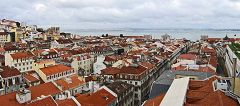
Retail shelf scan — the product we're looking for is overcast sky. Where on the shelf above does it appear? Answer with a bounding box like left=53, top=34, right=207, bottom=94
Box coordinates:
left=1, top=0, right=240, bottom=30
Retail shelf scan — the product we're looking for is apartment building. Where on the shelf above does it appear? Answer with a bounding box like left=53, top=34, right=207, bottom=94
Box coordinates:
left=0, top=66, right=23, bottom=95
left=36, top=64, right=76, bottom=82
left=0, top=32, right=11, bottom=42
left=5, top=52, right=35, bottom=72
left=106, top=81, right=135, bottom=106
left=115, top=64, right=154, bottom=106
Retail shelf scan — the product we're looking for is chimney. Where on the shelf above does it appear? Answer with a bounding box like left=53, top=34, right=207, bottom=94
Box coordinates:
left=103, top=96, right=109, bottom=100
left=65, top=77, right=72, bottom=84
left=16, top=88, right=31, bottom=104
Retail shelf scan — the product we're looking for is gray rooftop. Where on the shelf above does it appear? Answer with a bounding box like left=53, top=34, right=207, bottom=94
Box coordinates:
left=149, top=70, right=214, bottom=98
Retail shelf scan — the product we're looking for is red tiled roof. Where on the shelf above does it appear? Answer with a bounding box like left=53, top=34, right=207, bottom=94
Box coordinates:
left=76, top=88, right=116, bottom=106
left=201, top=47, right=215, bottom=53
left=119, top=65, right=147, bottom=75
left=172, top=65, right=187, bottom=70
left=186, top=90, right=239, bottom=106
left=0, top=66, right=21, bottom=78
left=189, top=76, right=219, bottom=91
left=198, top=66, right=216, bottom=75
left=139, top=62, right=155, bottom=70
left=144, top=94, right=165, bottom=106
left=27, top=96, right=58, bottom=106
left=179, top=54, right=197, bottom=60
left=28, top=82, right=61, bottom=100
left=104, top=56, right=117, bottom=62
left=55, top=75, right=85, bottom=91
left=40, top=64, right=73, bottom=76
left=32, top=49, right=45, bottom=55
left=0, top=82, right=60, bottom=106
left=207, top=38, right=222, bottom=42
left=152, top=76, right=238, bottom=106
left=10, top=52, right=34, bottom=60
left=23, top=74, right=39, bottom=83
left=101, top=67, right=121, bottom=75
left=0, top=92, right=21, bottom=106
left=56, top=98, right=78, bottom=106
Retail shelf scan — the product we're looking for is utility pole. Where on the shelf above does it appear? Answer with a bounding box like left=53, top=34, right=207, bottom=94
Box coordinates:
left=232, top=58, right=237, bottom=92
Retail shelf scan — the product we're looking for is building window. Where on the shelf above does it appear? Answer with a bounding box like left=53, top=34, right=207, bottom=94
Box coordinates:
left=135, top=94, right=138, bottom=98
left=135, top=87, right=138, bottom=91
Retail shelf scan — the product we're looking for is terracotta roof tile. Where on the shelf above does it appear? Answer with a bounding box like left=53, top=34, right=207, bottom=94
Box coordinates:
left=104, top=56, right=117, bottom=62
left=0, top=66, right=21, bottom=78
left=139, top=62, right=155, bottom=70
left=0, top=82, right=60, bottom=106
left=23, top=74, right=39, bottom=83
left=40, top=64, right=73, bottom=76
left=76, top=88, right=116, bottom=106
left=179, top=54, right=197, bottom=60
left=0, top=92, right=21, bottom=106
left=28, top=82, right=61, bottom=100
left=144, top=94, right=165, bottom=106
left=55, top=75, right=85, bottom=91
left=101, top=67, right=121, bottom=75
left=10, top=52, right=34, bottom=60
left=119, top=65, right=147, bottom=75
left=186, top=91, right=239, bottom=106
left=56, top=98, right=78, bottom=106
left=27, top=96, right=58, bottom=106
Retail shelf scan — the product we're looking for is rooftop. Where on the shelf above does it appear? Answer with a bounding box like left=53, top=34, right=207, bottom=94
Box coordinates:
left=27, top=96, right=57, bottom=106
left=56, top=98, right=78, bottom=106
left=119, top=65, right=147, bottom=75
left=40, top=64, right=73, bottom=76
left=160, top=77, right=189, bottom=106
left=106, top=81, right=133, bottom=95
left=179, top=54, right=197, bottom=60
left=28, top=82, right=61, bottom=100
left=144, top=94, right=165, bottom=106
left=101, top=67, right=121, bottom=75
left=23, top=74, right=39, bottom=83
left=76, top=88, right=116, bottom=106
left=0, top=82, right=60, bottom=106
left=0, top=66, right=21, bottom=78
left=10, top=52, right=34, bottom=60
left=149, top=70, right=214, bottom=98
left=55, top=75, right=85, bottom=91
left=148, top=75, right=239, bottom=106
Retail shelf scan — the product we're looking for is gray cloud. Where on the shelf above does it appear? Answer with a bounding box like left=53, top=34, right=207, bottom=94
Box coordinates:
left=1, top=0, right=240, bottom=29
